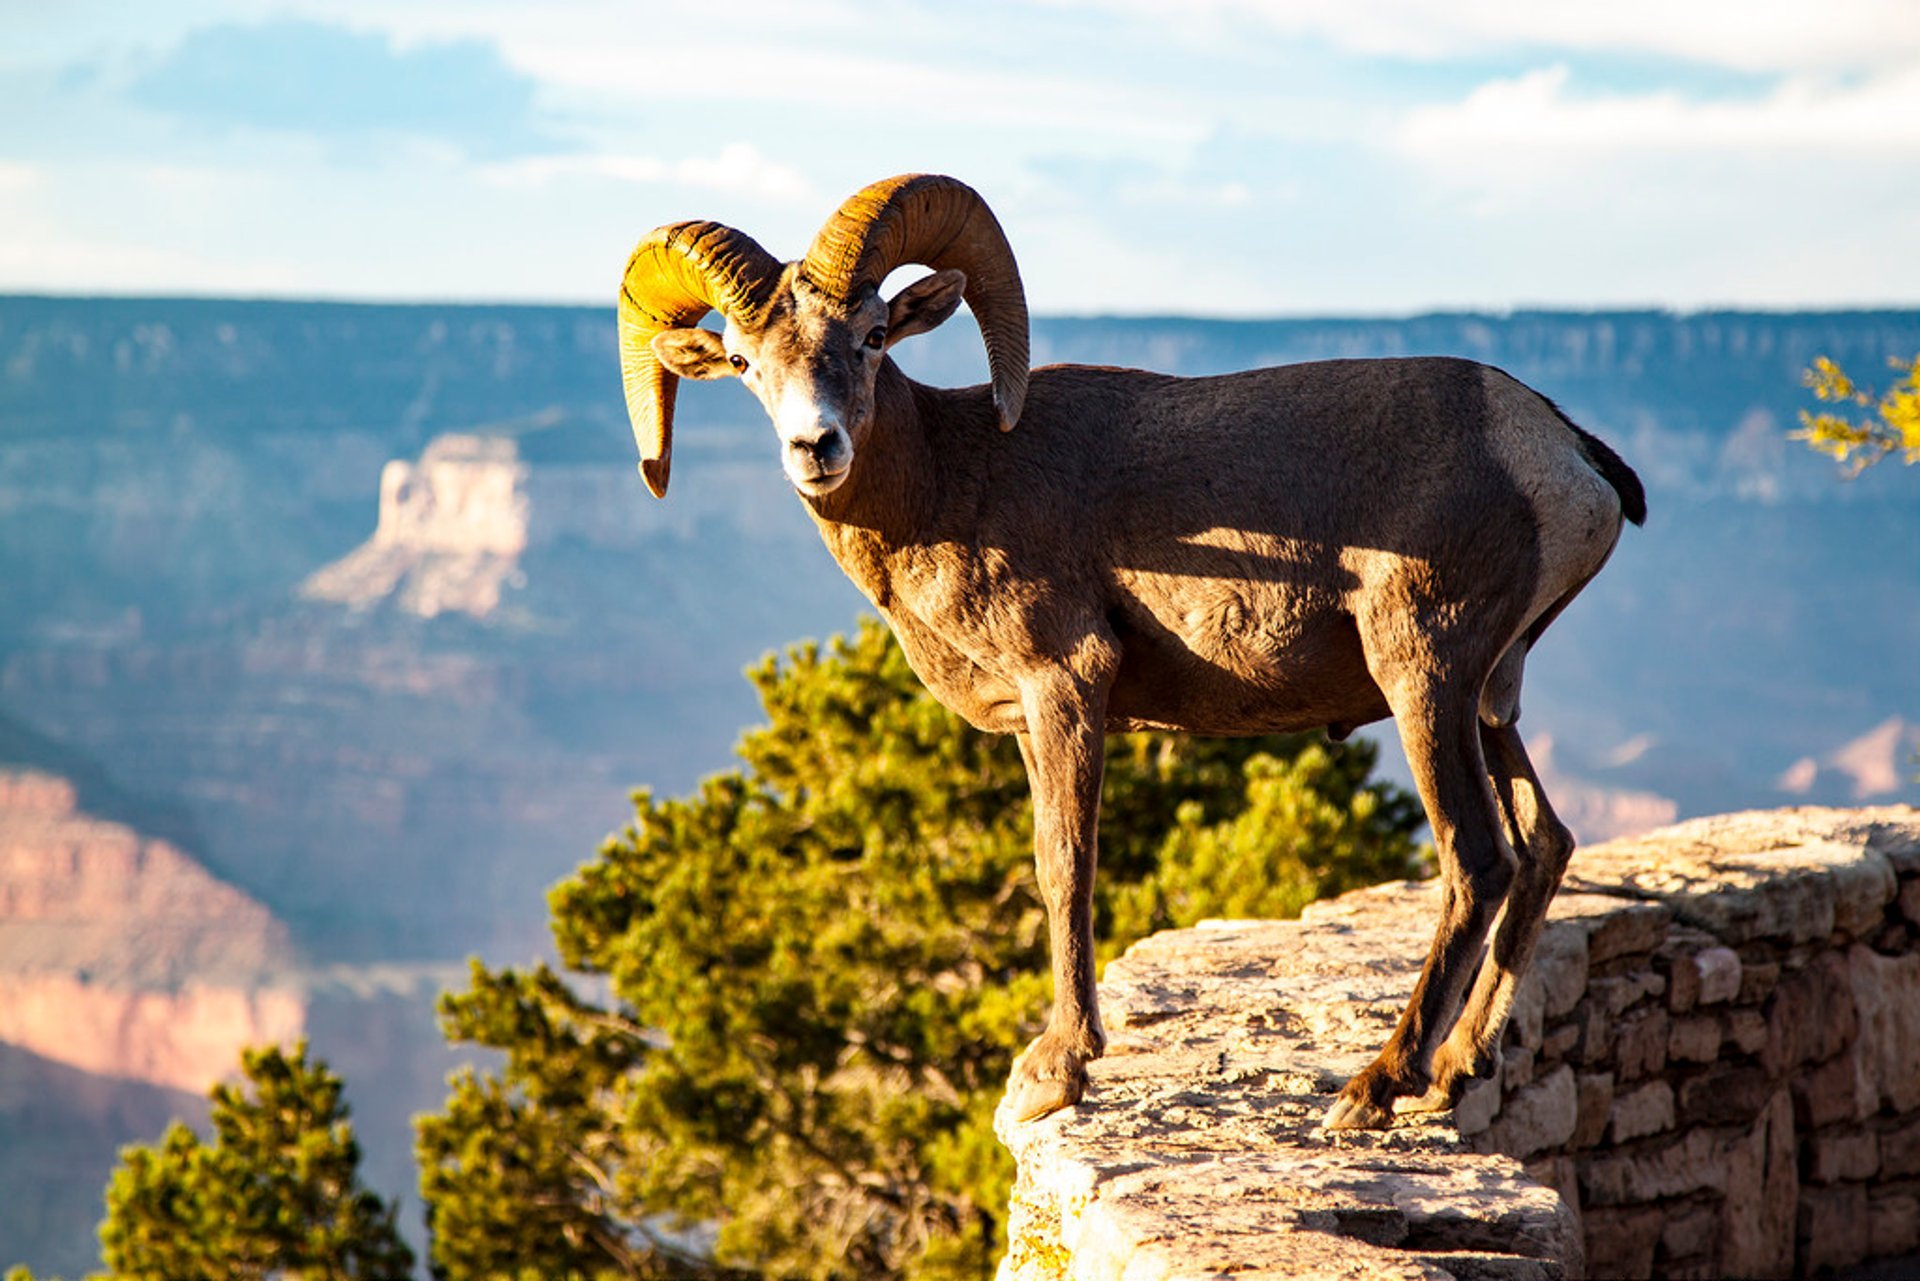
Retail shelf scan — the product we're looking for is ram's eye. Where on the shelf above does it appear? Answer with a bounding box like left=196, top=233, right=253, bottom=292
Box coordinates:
left=728, top=354, right=749, bottom=373
left=864, top=327, right=886, bottom=351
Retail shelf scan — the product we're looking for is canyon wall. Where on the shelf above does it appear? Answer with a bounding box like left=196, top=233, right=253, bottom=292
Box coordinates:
left=0, top=766, right=301, bottom=1092
left=5, top=300, right=1916, bottom=968
left=0, top=767, right=461, bottom=1276
left=997, top=805, right=1920, bottom=1280
left=0, top=768, right=289, bottom=985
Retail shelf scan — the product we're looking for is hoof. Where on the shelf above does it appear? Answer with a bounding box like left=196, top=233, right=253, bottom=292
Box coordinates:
left=1393, top=1082, right=1456, bottom=1116
left=1422, top=1041, right=1496, bottom=1110
left=1007, top=1072, right=1083, bottom=1123
left=1322, top=1091, right=1395, bottom=1131
left=1324, top=1061, right=1425, bottom=1131
left=1006, top=1035, right=1093, bottom=1122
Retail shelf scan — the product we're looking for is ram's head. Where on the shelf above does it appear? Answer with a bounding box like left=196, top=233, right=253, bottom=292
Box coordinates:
left=618, top=174, right=1029, bottom=498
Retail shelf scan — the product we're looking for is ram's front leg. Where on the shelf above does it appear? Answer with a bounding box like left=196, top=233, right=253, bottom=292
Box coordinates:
left=1006, top=665, right=1113, bottom=1122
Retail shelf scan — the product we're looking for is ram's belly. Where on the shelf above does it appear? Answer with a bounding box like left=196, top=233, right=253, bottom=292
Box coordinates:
left=872, top=538, right=1392, bottom=739
left=1105, top=575, right=1388, bottom=736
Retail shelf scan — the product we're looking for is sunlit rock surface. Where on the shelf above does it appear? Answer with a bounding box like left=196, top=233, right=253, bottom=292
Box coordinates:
left=998, top=806, right=1920, bottom=1281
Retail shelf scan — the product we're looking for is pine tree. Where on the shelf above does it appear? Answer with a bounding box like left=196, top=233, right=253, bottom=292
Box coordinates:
left=79, top=1042, right=412, bottom=1281
left=417, top=618, right=1423, bottom=1280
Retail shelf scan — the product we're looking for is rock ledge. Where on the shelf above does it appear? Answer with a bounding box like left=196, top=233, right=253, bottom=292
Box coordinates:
left=997, top=806, right=1920, bottom=1281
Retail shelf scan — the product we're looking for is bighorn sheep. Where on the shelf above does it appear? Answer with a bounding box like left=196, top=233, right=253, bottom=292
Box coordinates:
left=617, top=174, right=1646, bottom=1129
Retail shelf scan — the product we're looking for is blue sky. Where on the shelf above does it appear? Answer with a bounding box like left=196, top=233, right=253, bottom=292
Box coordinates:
left=3, top=0, right=1918, bottom=314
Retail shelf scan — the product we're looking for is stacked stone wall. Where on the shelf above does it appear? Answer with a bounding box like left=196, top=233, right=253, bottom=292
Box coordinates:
left=996, top=806, right=1920, bottom=1281
left=1481, top=808, right=1920, bottom=1279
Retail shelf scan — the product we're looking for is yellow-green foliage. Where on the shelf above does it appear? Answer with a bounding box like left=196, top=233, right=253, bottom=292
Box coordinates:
left=416, top=618, right=1423, bottom=1281
left=1105, top=747, right=1419, bottom=950
left=1796, top=354, right=1920, bottom=473
left=18, top=1044, right=414, bottom=1281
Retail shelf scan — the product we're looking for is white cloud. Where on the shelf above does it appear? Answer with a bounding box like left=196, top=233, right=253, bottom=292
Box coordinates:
left=674, top=143, right=817, bottom=201
left=1366, top=62, right=1920, bottom=311
left=1398, top=64, right=1920, bottom=156
left=482, top=142, right=815, bottom=200
left=1118, top=175, right=1258, bottom=208
left=0, top=160, right=43, bottom=192
left=1059, top=0, right=1920, bottom=74
left=267, top=0, right=1199, bottom=145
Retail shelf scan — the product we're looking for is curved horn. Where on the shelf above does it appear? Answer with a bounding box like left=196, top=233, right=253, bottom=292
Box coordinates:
left=800, top=174, right=1029, bottom=431
left=618, top=222, right=780, bottom=497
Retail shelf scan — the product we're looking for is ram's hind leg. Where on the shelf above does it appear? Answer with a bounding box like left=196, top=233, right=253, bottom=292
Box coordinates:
left=1421, top=721, right=1575, bottom=1106
left=1324, top=674, right=1517, bottom=1131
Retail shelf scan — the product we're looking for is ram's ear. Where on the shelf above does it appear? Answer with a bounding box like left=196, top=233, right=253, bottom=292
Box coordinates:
left=651, top=328, right=735, bottom=379
left=884, top=269, right=967, bottom=348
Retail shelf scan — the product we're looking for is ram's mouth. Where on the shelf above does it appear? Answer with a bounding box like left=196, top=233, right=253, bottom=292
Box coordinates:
left=787, top=462, right=850, bottom=496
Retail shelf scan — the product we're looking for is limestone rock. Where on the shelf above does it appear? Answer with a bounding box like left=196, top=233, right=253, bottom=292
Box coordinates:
left=1607, top=1081, right=1674, bottom=1144
left=1452, top=1071, right=1502, bottom=1139
left=1563, top=808, right=1907, bottom=947
left=1798, top=1182, right=1870, bottom=1275
left=1659, top=1200, right=1719, bottom=1263
left=301, top=435, right=530, bottom=619
left=1666, top=1015, right=1719, bottom=1066
left=1791, top=1044, right=1874, bottom=1129
left=1656, top=925, right=1723, bottom=1013
left=1806, top=1128, right=1878, bottom=1184
left=1543, top=893, right=1669, bottom=966
left=1719, top=1089, right=1797, bottom=1280
left=1580, top=1128, right=1725, bottom=1207
left=1725, top=1006, right=1769, bottom=1055
left=1581, top=1204, right=1662, bottom=1280
left=1675, top=1064, right=1771, bottom=1128
left=1881, top=1114, right=1920, bottom=1178
left=298, top=430, right=801, bottom=619
left=1869, top=1188, right=1920, bottom=1259
left=1529, top=925, right=1587, bottom=1021
left=1898, top=878, right=1920, bottom=928
left=997, top=907, right=1582, bottom=1280
left=1692, top=946, right=1743, bottom=1006
left=1849, top=943, right=1920, bottom=1114
left=1482, top=1067, right=1577, bottom=1160
left=0, top=972, right=305, bottom=1092
left=1761, top=952, right=1856, bottom=1076
left=1612, top=1005, right=1669, bottom=1080
left=996, top=808, right=1920, bottom=1279
left=1570, top=1072, right=1613, bottom=1150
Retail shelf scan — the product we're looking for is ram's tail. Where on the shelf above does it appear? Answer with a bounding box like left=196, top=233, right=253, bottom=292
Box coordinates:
left=1542, top=397, right=1647, bottom=527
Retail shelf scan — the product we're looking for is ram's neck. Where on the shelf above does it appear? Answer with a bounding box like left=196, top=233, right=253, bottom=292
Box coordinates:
left=800, top=359, right=989, bottom=613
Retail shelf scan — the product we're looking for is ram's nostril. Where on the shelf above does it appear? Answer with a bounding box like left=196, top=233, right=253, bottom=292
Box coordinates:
left=791, top=431, right=846, bottom=462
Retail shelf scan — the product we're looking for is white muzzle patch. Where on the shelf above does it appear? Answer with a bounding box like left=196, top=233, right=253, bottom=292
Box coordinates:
left=776, top=388, right=852, bottom=494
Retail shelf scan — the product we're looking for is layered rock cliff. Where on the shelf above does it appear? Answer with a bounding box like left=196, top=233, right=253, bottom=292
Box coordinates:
left=0, top=766, right=304, bottom=1092
left=0, top=764, right=463, bottom=1275
left=302, top=434, right=531, bottom=619
left=300, top=428, right=803, bottom=619
left=0, top=768, right=289, bottom=985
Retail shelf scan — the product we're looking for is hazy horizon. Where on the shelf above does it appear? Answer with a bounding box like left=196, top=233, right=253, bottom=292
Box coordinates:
left=5, top=289, right=1917, bottom=321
